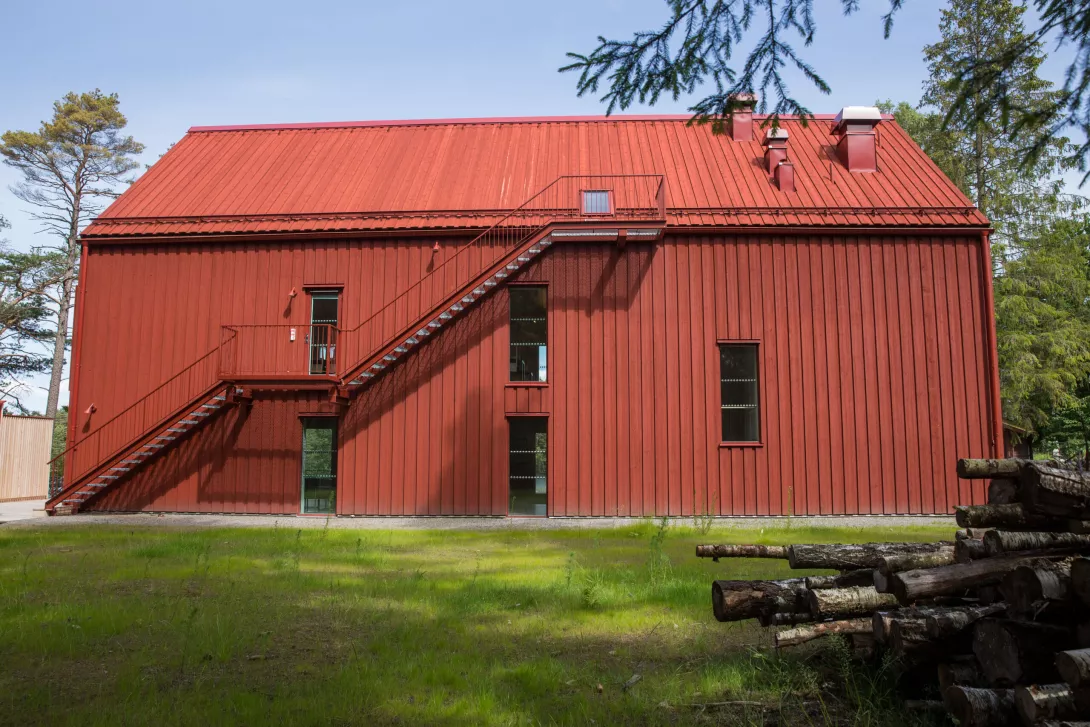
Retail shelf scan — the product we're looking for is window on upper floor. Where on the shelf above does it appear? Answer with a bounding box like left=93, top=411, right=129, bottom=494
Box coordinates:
left=720, top=343, right=760, bottom=442
left=510, top=287, right=547, bottom=382
left=582, top=190, right=612, bottom=215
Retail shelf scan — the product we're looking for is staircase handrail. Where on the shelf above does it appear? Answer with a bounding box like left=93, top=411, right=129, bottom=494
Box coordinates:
left=47, top=331, right=236, bottom=497
left=335, top=173, right=665, bottom=383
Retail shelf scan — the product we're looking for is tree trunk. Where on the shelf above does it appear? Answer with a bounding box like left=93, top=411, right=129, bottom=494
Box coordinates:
left=804, top=570, right=875, bottom=590
left=956, top=503, right=1068, bottom=531
left=878, top=548, right=956, bottom=575
left=988, top=479, right=1020, bottom=505
left=1015, top=684, right=1078, bottom=725
left=925, top=604, right=1006, bottom=639
left=774, top=618, right=871, bottom=648
left=45, top=273, right=73, bottom=418
left=1023, top=464, right=1090, bottom=519
left=787, top=542, right=952, bottom=570
left=711, top=579, right=808, bottom=623
left=695, top=544, right=787, bottom=560
left=999, top=559, right=1072, bottom=614
left=1057, top=649, right=1090, bottom=689
left=957, top=458, right=1025, bottom=479
left=983, top=530, right=1090, bottom=556
left=806, top=586, right=897, bottom=618
left=942, top=687, right=1018, bottom=727
left=972, top=619, right=1070, bottom=685
left=891, top=555, right=1040, bottom=604
left=1073, top=558, right=1090, bottom=607
left=956, top=537, right=989, bottom=563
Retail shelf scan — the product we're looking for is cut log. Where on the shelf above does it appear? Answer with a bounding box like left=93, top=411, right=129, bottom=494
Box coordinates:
left=1037, top=721, right=1090, bottom=727
left=1057, top=649, right=1090, bottom=689
left=878, top=547, right=956, bottom=575
left=983, top=530, right=1090, bottom=556
left=850, top=632, right=877, bottom=660
left=873, top=569, right=893, bottom=594
left=973, top=619, right=1071, bottom=685
left=806, top=586, right=898, bottom=618
left=943, top=686, right=1019, bottom=727
left=1023, top=464, right=1090, bottom=519
left=766, top=611, right=816, bottom=627
left=871, top=607, right=942, bottom=643
left=956, top=503, right=1069, bottom=531
left=925, top=604, right=1006, bottom=639
left=891, top=555, right=1041, bottom=604
left=711, top=579, right=808, bottom=623
left=958, top=528, right=993, bottom=540
left=696, top=544, right=788, bottom=560
left=957, top=537, right=990, bottom=563
left=1015, top=684, right=1079, bottom=725
left=786, top=542, right=952, bottom=570
left=889, top=619, right=946, bottom=661
left=803, top=570, right=876, bottom=590
left=938, top=660, right=985, bottom=692
left=958, top=458, right=1026, bottom=479
left=1000, top=559, right=1072, bottom=614
left=774, top=617, right=871, bottom=648
left=1072, top=558, right=1090, bottom=607
left=989, top=479, right=1021, bottom=505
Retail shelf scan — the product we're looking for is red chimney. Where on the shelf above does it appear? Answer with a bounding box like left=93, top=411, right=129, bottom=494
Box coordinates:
left=833, top=106, right=883, bottom=172
left=763, top=128, right=789, bottom=176
left=730, top=93, right=757, bottom=142
left=775, top=161, right=795, bottom=193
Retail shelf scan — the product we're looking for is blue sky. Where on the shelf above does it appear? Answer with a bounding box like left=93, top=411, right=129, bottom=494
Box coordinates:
left=0, top=0, right=1077, bottom=411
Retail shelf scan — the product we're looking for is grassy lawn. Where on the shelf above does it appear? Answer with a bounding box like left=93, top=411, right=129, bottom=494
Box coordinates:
left=0, top=520, right=954, bottom=726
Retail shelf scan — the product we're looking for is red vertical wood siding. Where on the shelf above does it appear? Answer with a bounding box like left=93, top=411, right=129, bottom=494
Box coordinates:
left=80, top=233, right=993, bottom=515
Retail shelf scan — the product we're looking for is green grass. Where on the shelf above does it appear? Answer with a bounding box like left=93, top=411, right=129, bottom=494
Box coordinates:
left=0, top=520, right=953, bottom=726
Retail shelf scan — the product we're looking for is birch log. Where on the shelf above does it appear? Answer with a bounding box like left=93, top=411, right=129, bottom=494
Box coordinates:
left=806, top=586, right=898, bottom=619
left=711, top=579, right=808, bottom=623
left=942, top=687, right=1019, bottom=727
left=973, top=619, right=1070, bottom=686
left=983, top=530, right=1090, bottom=556
left=925, top=604, right=1006, bottom=639
left=696, top=544, right=788, bottom=560
left=957, top=458, right=1026, bottom=479
left=1057, top=649, right=1090, bottom=689
left=999, top=559, right=1072, bottom=614
left=787, top=542, right=953, bottom=570
left=890, top=555, right=1040, bottom=604
left=1015, top=684, right=1079, bottom=725
left=1023, top=464, right=1090, bottom=519
left=774, top=618, right=871, bottom=648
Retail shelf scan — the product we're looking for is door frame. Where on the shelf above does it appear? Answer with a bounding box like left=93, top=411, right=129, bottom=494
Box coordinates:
left=299, top=414, right=339, bottom=515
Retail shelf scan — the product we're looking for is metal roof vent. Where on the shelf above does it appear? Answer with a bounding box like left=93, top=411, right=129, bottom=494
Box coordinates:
left=762, top=128, right=789, bottom=176
left=730, top=93, right=757, bottom=142
left=833, top=106, right=882, bottom=173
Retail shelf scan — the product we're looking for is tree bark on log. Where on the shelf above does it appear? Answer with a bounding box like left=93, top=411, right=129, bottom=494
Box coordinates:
left=925, top=604, right=1006, bottom=639
left=873, top=569, right=893, bottom=594
left=774, top=618, right=871, bottom=648
left=956, top=503, right=1069, bottom=531
left=988, top=479, right=1021, bottom=505
left=972, top=619, right=1071, bottom=686
left=1036, top=721, right=1090, bottom=727
left=1015, top=684, right=1079, bottom=725
left=806, top=586, right=898, bottom=618
left=943, top=686, right=1019, bottom=727
left=889, top=619, right=948, bottom=661
left=711, top=579, right=808, bottom=623
left=957, top=458, right=1026, bottom=479
left=804, top=570, right=875, bottom=590
left=956, top=537, right=989, bottom=563
left=1023, top=464, right=1090, bottom=519
left=1057, top=649, right=1090, bottom=689
left=891, top=555, right=1041, bottom=604
left=767, top=611, right=816, bottom=627
left=1000, top=559, right=1072, bottom=614
left=871, top=608, right=937, bottom=644
left=878, top=548, right=956, bottom=575
left=1072, top=558, right=1090, bottom=607
left=983, top=530, right=1090, bottom=557
left=958, top=528, right=993, bottom=540
left=938, top=660, right=985, bottom=692
left=787, top=542, right=952, bottom=570
left=696, top=544, right=788, bottom=560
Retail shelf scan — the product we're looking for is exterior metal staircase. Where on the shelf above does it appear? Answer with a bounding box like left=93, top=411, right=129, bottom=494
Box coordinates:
left=46, top=174, right=665, bottom=514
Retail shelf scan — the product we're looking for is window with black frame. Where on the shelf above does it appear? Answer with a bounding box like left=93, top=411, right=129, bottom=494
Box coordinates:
left=720, top=344, right=760, bottom=442
left=510, top=287, right=547, bottom=382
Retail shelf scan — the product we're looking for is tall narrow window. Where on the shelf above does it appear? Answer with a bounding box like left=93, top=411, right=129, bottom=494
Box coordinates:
left=301, top=417, right=337, bottom=514
left=510, top=287, right=547, bottom=382
left=509, top=417, right=547, bottom=516
left=720, top=344, right=760, bottom=442
left=309, top=292, right=338, bottom=375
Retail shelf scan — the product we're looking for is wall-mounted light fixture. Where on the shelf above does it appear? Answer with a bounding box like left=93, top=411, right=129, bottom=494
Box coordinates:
left=432, top=241, right=440, bottom=254
left=85, top=403, right=97, bottom=415
left=288, top=287, right=298, bottom=299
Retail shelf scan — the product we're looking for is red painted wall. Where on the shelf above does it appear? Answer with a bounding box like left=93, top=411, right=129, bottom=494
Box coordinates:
left=80, top=233, right=994, bottom=515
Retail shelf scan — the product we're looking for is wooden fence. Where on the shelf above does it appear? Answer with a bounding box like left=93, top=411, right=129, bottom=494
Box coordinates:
left=0, top=413, right=52, bottom=502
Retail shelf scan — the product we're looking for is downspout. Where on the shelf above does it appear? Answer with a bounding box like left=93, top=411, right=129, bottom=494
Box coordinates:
left=980, top=230, right=1003, bottom=458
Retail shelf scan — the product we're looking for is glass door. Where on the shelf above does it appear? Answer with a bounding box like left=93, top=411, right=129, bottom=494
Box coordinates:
left=301, top=417, right=337, bottom=514
left=309, top=293, right=338, bottom=375
left=509, top=417, right=547, bottom=516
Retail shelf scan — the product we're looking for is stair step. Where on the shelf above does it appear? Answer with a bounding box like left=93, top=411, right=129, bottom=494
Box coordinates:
left=121, top=459, right=141, bottom=464
left=100, top=475, right=120, bottom=479
left=154, top=436, right=175, bottom=441
left=191, top=411, right=211, bottom=417
left=168, top=427, right=186, bottom=432
left=108, top=467, right=130, bottom=472
left=201, top=403, right=221, bottom=409
left=178, top=419, right=199, bottom=425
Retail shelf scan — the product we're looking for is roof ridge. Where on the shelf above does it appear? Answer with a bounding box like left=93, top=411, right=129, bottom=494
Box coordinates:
left=187, top=113, right=882, bottom=133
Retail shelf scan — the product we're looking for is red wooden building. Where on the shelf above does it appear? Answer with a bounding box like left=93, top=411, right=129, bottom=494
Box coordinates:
left=47, top=105, right=997, bottom=517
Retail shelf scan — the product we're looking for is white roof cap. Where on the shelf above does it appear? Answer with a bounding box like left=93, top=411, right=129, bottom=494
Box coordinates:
left=834, top=106, right=883, bottom=124
left=765, top=128, right=789, bottom=141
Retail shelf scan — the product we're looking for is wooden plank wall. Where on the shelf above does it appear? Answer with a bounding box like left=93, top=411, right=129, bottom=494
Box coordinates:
left=81, top=233, right=995, bottom=515
left=0, top=414, right=52, bottom=502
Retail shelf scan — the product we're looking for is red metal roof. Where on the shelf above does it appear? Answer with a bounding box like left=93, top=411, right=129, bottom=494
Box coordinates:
left=84, top=114, right=987, bottom=238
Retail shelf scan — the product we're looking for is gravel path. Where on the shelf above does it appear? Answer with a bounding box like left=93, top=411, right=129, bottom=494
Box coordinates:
left=2, top=510, right=955, bottom=531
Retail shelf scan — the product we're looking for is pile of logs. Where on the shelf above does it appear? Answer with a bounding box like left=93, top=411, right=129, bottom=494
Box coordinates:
left=700, top=458, right=1090, bottom=726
